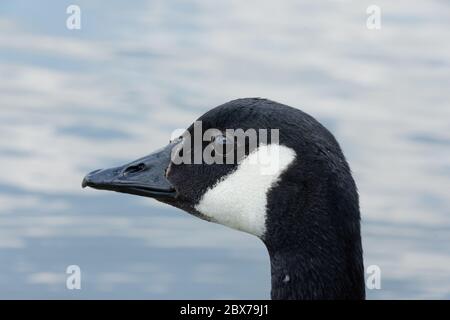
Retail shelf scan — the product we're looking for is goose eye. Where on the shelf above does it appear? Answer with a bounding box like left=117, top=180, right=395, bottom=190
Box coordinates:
left=211, top=134, right=234, bottom=158
left=214, top=134, right=231, bottom=145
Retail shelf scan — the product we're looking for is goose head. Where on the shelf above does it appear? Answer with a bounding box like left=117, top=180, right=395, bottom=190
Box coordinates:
left=82, top=98, right=365, bottom=299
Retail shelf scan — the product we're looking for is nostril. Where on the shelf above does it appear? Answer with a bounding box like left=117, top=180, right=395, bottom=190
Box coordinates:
left=123, top=163, right=146, bottom=176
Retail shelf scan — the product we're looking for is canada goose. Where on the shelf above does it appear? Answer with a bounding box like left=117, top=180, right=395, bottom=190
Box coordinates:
left=82, top=98, right=365, bottom=300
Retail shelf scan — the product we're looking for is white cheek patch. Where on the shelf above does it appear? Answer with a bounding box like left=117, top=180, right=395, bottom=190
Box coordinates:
left=194, top=144, right=296, bottom=238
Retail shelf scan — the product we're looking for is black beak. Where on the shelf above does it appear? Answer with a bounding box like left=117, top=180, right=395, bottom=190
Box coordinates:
left=82, top=143, right=177, bottom=199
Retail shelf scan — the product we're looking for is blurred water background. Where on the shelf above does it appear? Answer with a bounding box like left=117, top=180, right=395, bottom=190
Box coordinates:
left=0, top=0, right=449, bottom=299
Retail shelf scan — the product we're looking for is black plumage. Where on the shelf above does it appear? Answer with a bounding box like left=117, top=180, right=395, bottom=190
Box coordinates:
left=83, top=97, right=365, bottom=299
